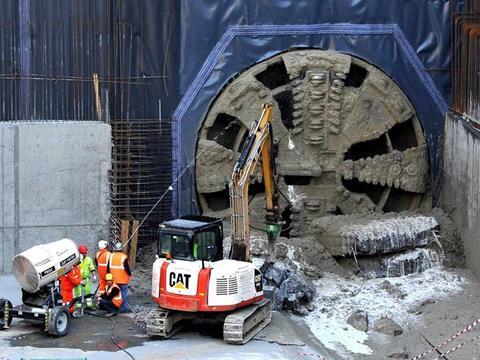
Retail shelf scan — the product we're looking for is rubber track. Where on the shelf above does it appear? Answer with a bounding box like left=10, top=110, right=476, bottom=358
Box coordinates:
left=146, top=308, right=189, bottom=339
left=223, top=299, right=272, bottom=344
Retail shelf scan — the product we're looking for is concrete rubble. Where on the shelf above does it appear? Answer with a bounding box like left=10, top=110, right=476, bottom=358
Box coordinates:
left=372, top=317, right=403, bottom=336
left=339, top=248, right=442, bottom=278
left=347, top=310, right=369, bottom=332
left=261, top=261, right=316, bottom=315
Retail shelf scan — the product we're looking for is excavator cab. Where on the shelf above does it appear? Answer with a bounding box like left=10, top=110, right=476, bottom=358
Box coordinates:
left=158, top=215, right=224, bottom=262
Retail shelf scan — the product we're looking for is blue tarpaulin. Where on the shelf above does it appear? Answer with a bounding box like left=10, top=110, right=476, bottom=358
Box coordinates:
left=166, top=0, right=451, bottom=216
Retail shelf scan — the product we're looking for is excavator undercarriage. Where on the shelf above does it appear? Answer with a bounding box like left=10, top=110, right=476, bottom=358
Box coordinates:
left=146, top=299, right=272, bottom=344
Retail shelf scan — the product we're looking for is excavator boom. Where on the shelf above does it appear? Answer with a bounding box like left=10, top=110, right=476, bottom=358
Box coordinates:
left=230, top=103, right=282, bottom=262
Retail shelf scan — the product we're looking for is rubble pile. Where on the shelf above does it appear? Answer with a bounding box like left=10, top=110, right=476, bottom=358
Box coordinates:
left=128, top=303, right=156, bottom=330
left=261, top=261, right=316, bottom=316
left=130, top=242, right=157, bottom=295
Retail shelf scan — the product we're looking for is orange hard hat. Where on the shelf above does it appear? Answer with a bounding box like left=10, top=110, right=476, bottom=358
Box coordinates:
left=78, top=245, right=88, bottom=254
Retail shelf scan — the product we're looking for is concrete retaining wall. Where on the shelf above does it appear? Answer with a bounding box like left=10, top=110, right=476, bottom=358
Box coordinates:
left=0, top=122, right=111, bottom=274
left=441, top=113, right=480, bottom=278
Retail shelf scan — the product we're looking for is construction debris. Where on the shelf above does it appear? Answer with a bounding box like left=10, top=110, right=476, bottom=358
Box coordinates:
left=130, top=242, right=157, bottom=295
left=372, top=317, right=403, bottom=336
left=338, top=248, right=442, bottom=278
left=251, top=261, right=316, bottom=316
left=305, top=268, right=467, bottom=356
left=347, top=310, right=369, bottom=332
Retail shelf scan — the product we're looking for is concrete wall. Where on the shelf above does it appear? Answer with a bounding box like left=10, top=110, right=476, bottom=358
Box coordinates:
left=0, top=122, right=111, bottom=274
left=441, top=113, right=480, bottom=278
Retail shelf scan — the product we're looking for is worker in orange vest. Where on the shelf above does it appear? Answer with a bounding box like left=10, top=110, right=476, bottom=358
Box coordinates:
left=108, top=242, right=131, bottom=313
left=95, top=240, right=111, bottom=297
left=98, top=273, right=123, bottom=316
left=59, top=264, right=83, bottom=313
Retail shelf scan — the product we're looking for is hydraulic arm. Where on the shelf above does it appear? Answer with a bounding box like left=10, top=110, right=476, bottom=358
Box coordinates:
left=229, top=103, right=282, bottom=262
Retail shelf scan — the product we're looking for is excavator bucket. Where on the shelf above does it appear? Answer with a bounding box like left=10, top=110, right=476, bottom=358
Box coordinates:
left=266, top=222, right=282, bottom=243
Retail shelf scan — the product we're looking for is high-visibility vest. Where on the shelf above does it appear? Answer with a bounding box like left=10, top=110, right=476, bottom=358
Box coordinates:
left=79, top=255, right=95, bottom=279
left=96, top=249, right=111, bottom=278
left=105, top=283, right=123, bottom=308
left=108, top=251, right=131, bottom=284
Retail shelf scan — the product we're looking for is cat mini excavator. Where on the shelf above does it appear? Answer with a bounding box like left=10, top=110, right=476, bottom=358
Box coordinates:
left=146, top=103, right=283, bottom=344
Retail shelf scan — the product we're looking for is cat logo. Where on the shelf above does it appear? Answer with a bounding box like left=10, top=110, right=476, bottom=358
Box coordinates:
left=169, top=272, right=191, bottom=290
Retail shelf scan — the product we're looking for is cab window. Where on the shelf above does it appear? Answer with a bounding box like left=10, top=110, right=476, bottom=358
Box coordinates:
left=193, top=229, right=221, bottom=261
left=159, top=233, right=190, bottom=259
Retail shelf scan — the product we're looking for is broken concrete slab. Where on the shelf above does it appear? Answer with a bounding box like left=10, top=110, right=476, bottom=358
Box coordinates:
left=339, top=248, right=442, bottom=278
left=261, top=260, right=316, bottom=312
left=309, top=214, right=438, bottom=257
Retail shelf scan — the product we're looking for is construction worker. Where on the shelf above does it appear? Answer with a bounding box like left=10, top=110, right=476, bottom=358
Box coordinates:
left=95, top=240, right=111, bottom=297
left=74, top=244, right=96, bottom=309
left=59, top=264, right=83, bottom=313
left=98, top=273, right=122, bottom=316
left=108, top=242, right=131, bottom=313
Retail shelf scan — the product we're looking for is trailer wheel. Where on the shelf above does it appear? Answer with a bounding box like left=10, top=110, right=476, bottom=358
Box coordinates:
left=47, top=306, right=70, bottom=337
left=0, top=299, right=13, bottom=329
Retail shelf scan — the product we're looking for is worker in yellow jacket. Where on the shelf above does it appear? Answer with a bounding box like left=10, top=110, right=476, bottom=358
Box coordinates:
left=74, top=244, right=97, bottom=308
left=98, top=273, right=123, bottom=316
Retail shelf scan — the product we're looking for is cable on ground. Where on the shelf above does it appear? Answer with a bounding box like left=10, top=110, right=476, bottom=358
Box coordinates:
left=84, top=310, right=136, bottom=360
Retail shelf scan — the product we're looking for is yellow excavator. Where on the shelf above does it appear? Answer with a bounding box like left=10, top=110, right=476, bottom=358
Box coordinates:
left=147, top=103, right=283, bottom=344
left=230, top=103, right=282, bottom=261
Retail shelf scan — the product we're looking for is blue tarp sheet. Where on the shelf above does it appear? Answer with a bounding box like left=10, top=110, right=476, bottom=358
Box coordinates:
left=166, top=0, right=451, bottom=216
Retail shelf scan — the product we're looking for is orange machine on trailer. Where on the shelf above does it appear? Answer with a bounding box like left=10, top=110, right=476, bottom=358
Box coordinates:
left=147, top=103, right=282, bottom=344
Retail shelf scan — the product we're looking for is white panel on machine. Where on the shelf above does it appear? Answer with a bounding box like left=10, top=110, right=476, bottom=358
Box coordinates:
left=152, top=257, right=163, bottom=298
left=208, top=260, right=256, bottom=307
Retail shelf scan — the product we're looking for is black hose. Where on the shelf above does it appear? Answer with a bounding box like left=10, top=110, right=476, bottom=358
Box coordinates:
left=84, top=310, right=136, bottom=360
left=274, top=179, right=292, bottom=206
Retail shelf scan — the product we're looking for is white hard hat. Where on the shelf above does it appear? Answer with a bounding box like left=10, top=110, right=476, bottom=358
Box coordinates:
left=98, top=240, right=108, bottom=250
left=113, top=242, right=124, bottom=251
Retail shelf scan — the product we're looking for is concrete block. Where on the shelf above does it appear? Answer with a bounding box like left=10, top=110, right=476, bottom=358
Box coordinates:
left=441, top=113, right=480, bottom=279
left=338, top=248, right=441, bottom=278
left=0, top=121, right=111, bottom=274
left=310, top=214, right=438, bottom=256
